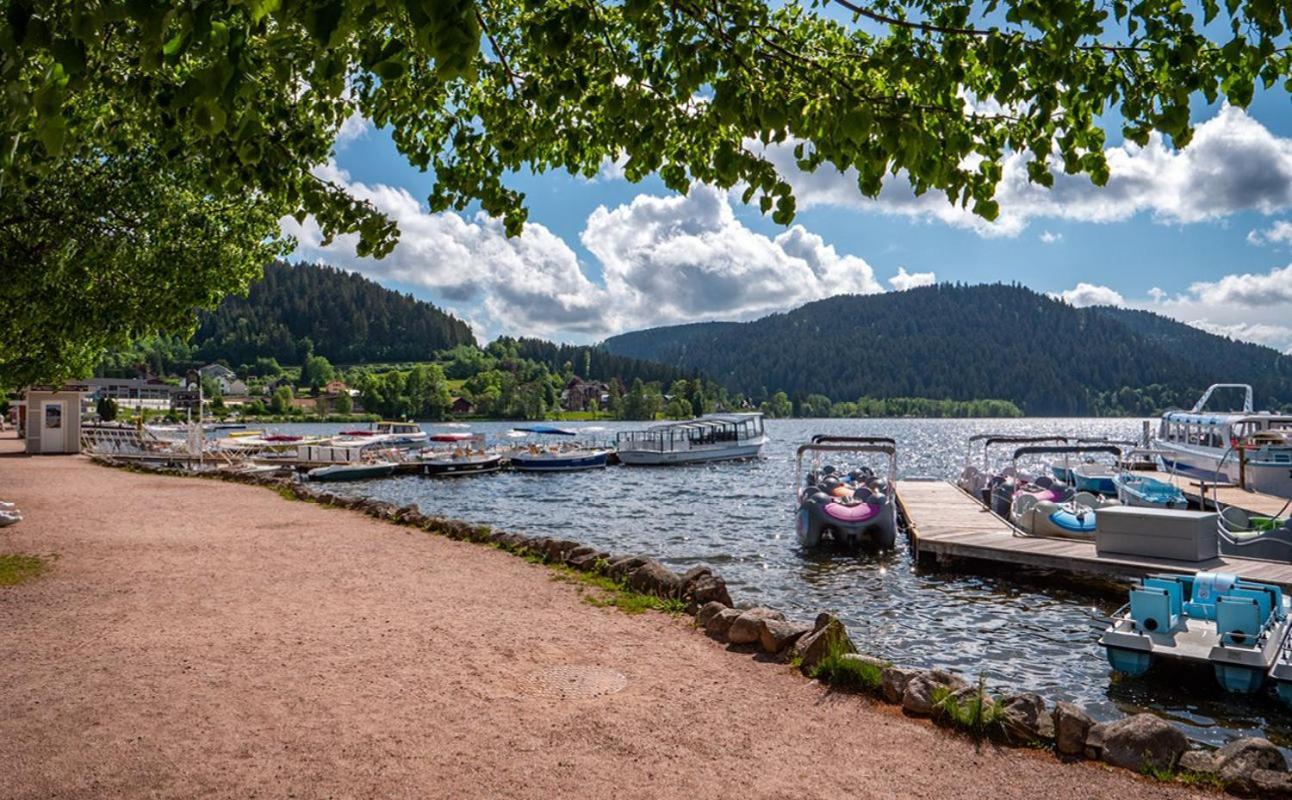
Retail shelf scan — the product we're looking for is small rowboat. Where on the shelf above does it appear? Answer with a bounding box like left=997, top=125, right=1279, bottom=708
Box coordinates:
left=306, top=461, right=396, bottom=482
left=1113, top=472, right=1188, bottom=509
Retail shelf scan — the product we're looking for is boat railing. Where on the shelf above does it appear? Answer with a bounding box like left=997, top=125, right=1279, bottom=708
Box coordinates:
left=795, top=441, right=898, bottom=502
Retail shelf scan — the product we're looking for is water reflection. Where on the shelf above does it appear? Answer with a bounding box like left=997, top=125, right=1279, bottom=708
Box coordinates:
left=274, top=417, right=1292, bottom=748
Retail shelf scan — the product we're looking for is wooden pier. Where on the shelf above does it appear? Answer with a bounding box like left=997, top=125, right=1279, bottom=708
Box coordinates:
left=896, top=480, right=1292, bottom=590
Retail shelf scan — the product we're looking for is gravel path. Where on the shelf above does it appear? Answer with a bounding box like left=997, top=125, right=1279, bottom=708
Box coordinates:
left=0, top=435, right=1202, bottom=799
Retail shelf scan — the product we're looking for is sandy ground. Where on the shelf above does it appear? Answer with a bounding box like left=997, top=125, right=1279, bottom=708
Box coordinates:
left=0, top=434, right=1202, bottom=800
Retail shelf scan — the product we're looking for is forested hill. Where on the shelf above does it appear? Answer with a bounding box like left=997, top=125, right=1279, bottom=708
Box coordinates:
left=192, top=261, right=475, bottom=365
left=602, top=284, right=1292, bottom=415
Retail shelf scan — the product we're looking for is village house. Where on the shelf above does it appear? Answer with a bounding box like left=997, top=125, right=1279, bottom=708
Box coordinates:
left=561, top=377, right=609, bottom=412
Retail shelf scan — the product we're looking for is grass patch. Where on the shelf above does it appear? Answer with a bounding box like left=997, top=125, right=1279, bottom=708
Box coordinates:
left=1171, top=770, right=1226, bottom=790
left=932, top=676, right=1004, bottom=740
left=808, top=635, right=887, bottom=692
left=0, top=554, right=47, bottom=587
left=547, top=563, right=687, bottom=616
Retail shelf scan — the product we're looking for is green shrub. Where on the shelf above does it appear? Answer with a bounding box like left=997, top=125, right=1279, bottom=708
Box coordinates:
left=932, top=676, right=1004, bottom=740
left=809, top=636, right=886, bottom=692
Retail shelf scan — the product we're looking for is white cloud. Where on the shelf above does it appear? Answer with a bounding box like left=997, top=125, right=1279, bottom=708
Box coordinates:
left=757, top=106, right=1292, bottom=238
left=1186, top=263, right=1292, bottom=306
left=1049, top=283, right=1126, bottom=308
left=1039, top=230, right=1063, bottom=244
left=1148, top=287, right=1166, bottom=302
left=889, top=267, right=936, bottom=291
left=1248, top=220, right=1292, bottom=246
left=286, top=171, right=884, bottom=340
left=1189, top=321, right=1292, bottom=353
left=335, top=112, right=371, bottom=145
left=582, top=185, right=882, bottom=331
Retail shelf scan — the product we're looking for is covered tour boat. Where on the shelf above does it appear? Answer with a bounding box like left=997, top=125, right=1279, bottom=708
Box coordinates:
left=795, top=436, right=900, bottom=549
left=1157, top=384, right=1292, bottom=497
left=615, top=412, right=767, bottom=466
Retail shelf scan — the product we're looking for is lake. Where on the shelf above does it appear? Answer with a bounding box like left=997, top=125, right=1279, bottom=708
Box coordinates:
left=270, top=417, right=1292, bottom=750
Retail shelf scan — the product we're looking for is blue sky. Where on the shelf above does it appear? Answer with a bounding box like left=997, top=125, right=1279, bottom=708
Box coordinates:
left=287, top=74, right=1292, bottom=353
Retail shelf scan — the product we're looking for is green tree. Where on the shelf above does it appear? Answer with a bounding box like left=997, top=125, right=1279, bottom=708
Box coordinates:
left=0, top=154, right=282, bottom=386
left=802, top=394, right=832, bottom=418
left=252, top=357, right=283, bottom=378
left=301, top=354, right=336, bottom=392
left=762, top=392, right=793, bottom=419
left=7, top=1, right=1285, bottom=385
left=333, top=391, right=354, bottom=415
left=270, top=385, right=294, bottom=415
left=95, top=396, right=118, bottom=422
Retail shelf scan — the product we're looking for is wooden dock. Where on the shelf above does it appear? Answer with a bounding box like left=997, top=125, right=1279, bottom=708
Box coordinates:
left=1132, top=469, right=1291, bottom=518
left=896, top=480, right=1292, bottom=590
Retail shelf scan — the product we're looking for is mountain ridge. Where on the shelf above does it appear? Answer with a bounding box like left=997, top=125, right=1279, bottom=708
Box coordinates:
left=601, top=284, right=1292, bottom=415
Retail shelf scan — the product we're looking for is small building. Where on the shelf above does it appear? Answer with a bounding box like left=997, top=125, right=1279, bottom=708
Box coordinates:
left=562, top=377, right=609, bottom=412
left=23, top=385, right=87, bottom=454
left=450, top=396, right=475, bottom=415
left=324, top=379, right=349, bottom=395
left=85, top=377, right=185, bottom=411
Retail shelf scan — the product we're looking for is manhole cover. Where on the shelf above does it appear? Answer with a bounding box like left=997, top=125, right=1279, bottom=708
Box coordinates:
left=525, top=666, right=627, bottom=699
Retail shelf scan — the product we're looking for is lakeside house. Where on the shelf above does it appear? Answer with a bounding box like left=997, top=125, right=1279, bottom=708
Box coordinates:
left=450, top=396, right=475, bottom=415
left=85, top=377, right=190, bottom=412
left=194, top=364, right=248, bottom=396
left=562, top=377, right=609, bottom=412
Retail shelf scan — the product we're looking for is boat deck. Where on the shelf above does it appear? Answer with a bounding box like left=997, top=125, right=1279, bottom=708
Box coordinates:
left=1132, top=469, right=1291, bottom=517
left=896, top=480, right=1292, bottom=590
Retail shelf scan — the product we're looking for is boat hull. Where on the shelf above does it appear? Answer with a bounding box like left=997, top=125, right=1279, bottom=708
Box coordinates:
left=307, top=463, right=396, bottom=481
left=617, top=440, right=766, bottom=466
left=510, top=451, right=609, bottom=472
left=421, top=456, right=502, bottom=477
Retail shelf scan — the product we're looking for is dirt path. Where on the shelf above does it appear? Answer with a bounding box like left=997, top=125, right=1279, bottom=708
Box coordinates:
left=0, top=435, right=1200, bottom=799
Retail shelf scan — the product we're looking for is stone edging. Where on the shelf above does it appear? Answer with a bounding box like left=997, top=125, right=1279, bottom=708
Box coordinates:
left=96, top=458, right=1292, bottom=798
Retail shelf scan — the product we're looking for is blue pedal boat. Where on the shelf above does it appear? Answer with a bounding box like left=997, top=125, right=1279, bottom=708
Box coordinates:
left=1100, top=572, right=1290, bottom=694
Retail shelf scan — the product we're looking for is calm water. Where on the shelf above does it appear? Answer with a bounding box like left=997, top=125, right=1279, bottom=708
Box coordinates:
left=272, top=417, right=1292, bottom=749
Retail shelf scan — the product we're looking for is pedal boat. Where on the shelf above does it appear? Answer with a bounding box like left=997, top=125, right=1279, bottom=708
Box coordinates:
left=1010, top=490, right=1118, bottom=539
left=795, top=436, right=900, bottom=550
left=1100, top=572, right=1290, bottom=694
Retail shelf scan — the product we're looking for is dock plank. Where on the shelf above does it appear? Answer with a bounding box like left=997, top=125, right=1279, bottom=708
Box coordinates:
left=896, top=479, right=1292, bottom=590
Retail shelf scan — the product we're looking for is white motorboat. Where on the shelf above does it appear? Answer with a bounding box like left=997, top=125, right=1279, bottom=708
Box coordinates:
left=416, top=433, right=503, bottom=477
left=1157, top=384, right=1292, bottom=497
left=615, top=413, right=767, bottom=466
left=508, top=426, right=612, bottom=472
left=306, top=461, right=396, bottom=481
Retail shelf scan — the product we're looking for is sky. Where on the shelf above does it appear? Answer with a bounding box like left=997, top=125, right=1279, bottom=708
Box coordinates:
left=282, top=69, right=1292, bottom=354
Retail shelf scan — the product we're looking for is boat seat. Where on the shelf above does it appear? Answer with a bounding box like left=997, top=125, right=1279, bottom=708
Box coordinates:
left=1228, top=588, right=1273, bottom=624
left=1216, top=596, right=1264, bottom=646
left=1142, top=578, right=1184, bottom=618
left=1130, top=586, right=1178, bottom=633
left=1235, top=580, right=1283, bottom=620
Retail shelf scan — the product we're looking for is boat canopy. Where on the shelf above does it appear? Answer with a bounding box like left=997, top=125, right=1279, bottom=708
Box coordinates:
left=430, top=432, right=475, bottom=442
left=512, top=426, right=578, bottom=436
left=1012, top=444, right=1122, bottom=460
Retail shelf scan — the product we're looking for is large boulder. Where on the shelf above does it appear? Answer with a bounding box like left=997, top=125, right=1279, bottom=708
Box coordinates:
left=1091, top=714, right=1187, bottom=773
left=694, top=601, right=729, bottom=628
left=901, top=670, right=966, bottom=717
left=758, top=618, right=812, bottom=654
left=881, top=666, right=919, bottom=704
left=1245, top=769, right=1292, bottom=797
left=624, top=560, right=682, bottom=598
left=565, top=546, right=610, bottom=571
left=704, top=607, right=743, bottom=641
left=1053, top=702, right=1094, bottom=758
left=679, top=566, right=733, bottom=607
left=1216, top=737, right=1287, bottom=779
left=792, top=613, right=856, bottom=674
left=999, top=693, right=1054, bottom=744
left=727, top=608, right=785, bottom=645
left=606, top=555, right=652, bottom=580
left=541, top=538, right=582, bottom=563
